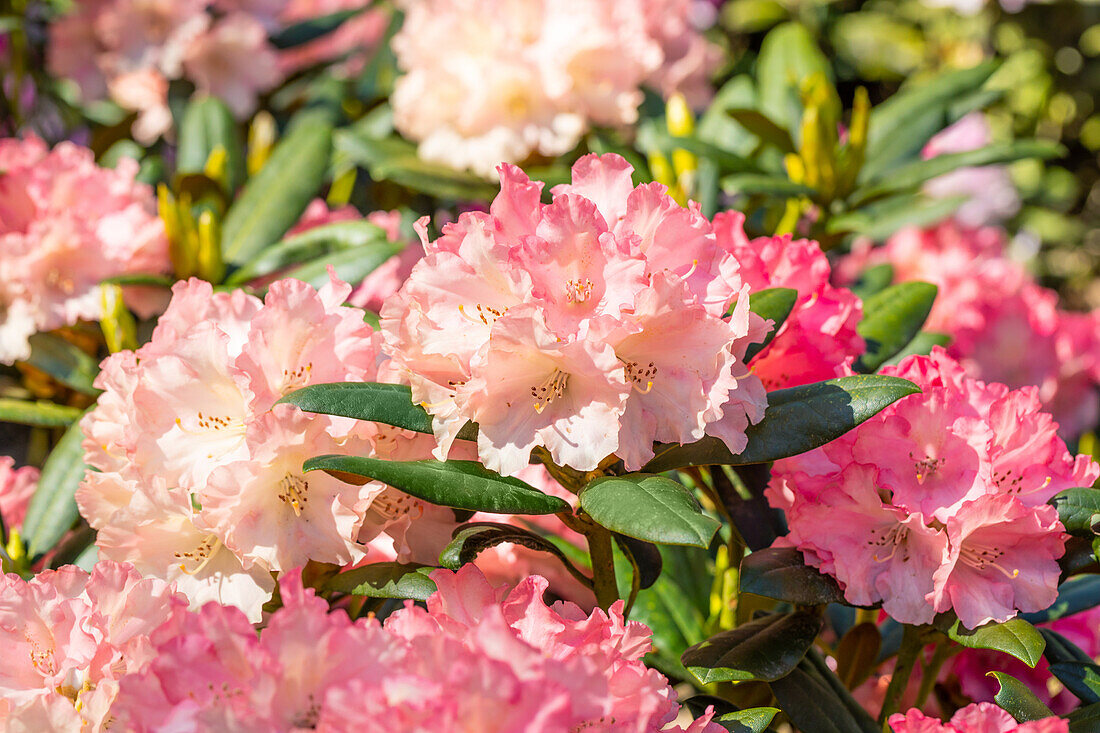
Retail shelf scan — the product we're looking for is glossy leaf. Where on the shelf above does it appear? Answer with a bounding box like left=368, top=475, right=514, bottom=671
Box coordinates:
left=835, top=623, right=882, bottom=690
left=1049, top=662, right=1100, bottom=706
left=769, top=664, right=877, bottom=733
left=322, top=562, right=437, bottom=601
left=1067, top=702, right=1100, bottom=733
left=222, top=111, right=333, bottom=265
left=1024, top=576, right=1100, bottom=625
left=739, top=547, right=845, bottom=605
left=24, top=333, right=101, bottom=396
left=850, top=263, right=895, bottom=300
left=643, top=375, right=920, bottom=471
left=0, top=399, right=82, bottom=428
left=743, top=287, right=798, bottom=363
left=303, top=455, right=569, bottom=515
left=989, top=671, right=1056, bottom=722
left=580, top=475, right=719, bottom=548
left=715, top=708, right=780, bottom=733
left=281, top=240, right=406, bottom=292
left=1052, top=488, right=1100, bottom=535
left=614, top=534, right=663, bottom=590
left=629, top=544, right=711, bottom=677
left=884, top=331, right=951, bottom=366
left=270, top=8, right=364, bottom=49
left=226, top=220, right=393, bottom=284
left=855, top=282, right=938, bottom=373
left=947, top=617, right=1045, bottom=668
left=176, top=96, right=245, bottom=193
left=279, top=382, right=478, bottom=442
left=682, top=611, right=823, bottom=683
left=438, top=523, right=584, bottom=580
left=22, top=414, right=90, bottom=558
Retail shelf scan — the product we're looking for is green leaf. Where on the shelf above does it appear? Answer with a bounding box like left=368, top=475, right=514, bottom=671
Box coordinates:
left=720, top=173, right=815, bottom=199
left=850, top=263, right=895, bottom=300
left=580, top=474, right=720, bottom=548
left=756, top=22, right=832, bottom=129
left=739, top=547, right=844, bottom=605
left=742, top=288, right=798, bottom=362
left=682, top=611, right=823, bottom=683
left=1067, top=702, right=1100, bottom=733
left=101, top=273, right=175, bottom=288
left=1023, top=576, right=1100, bottom=625
left=715, top=707, right=780, bottom=733
left=322, top=562, right=437, bottom=601
left=0, top=399, right=84, bottom=428
left=855, top=282, right=938, bottom=373
left=947, top=617, right=1046, bottom=668
left=1049, top=662, right=1100, bottom=705
left=280, top=240, right=406, bottom=292
left=176, top=96, right=245, bottom=193
left=884, top=331, right=951, bottom=366
left=643, top=375, right=920, bottom=471
left=836, top=623, right=882, bottom=690
left=278, top=382, right=478, bottom=442
left=22, top=414, right=90, bottom=558
left=1052, top=487, right=1100, bottom=535
left=222, top=111, right=333, bottom=265
left=630, top=544, right=712, bottom=677
left=827, top=195, right=967, bottom=241
left=989, top=671, right=1056, bottom=721
left=24, top=333, right=101, bottom=396
left=226, top=220, right=393, bottom=284
left=725, top=108, right=796, bottom=153
left=303, top=456, right=570, bottom=515
left=439, top=523, right=585, bottom=580
left=270, top=7, right=365, bottom=49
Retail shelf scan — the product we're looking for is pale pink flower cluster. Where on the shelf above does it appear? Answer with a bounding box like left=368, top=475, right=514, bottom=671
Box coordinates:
left=381, top=154, right=769, bottom=476
left=0, top=136, right=169, bottom=364
left=714, top=212, right=864, bottom=390
left=75, top=273, right=414, bottom=621
left=0, top=560, right=186, bottom=731
left=769, top=348, right=1098, bottom=629
left=839, top=221, right=1100, bottom=438
left=110, top=565, right=723, bottom=732
left=391, top=0, right=718, bottom=174
left=890, top=703, right=1067, bottom=733
left=0, top=457, right=37, bottom=533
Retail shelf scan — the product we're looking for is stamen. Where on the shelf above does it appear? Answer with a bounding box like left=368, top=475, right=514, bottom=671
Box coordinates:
left=277, top=474, right=309, bottom=517
left=531, top=369, right=569, bottom=413
left=620, top=358, right=658, bottom=394
left=175, top=535, right=223, bottom=576
left=564, top=278, right=594, bottom=304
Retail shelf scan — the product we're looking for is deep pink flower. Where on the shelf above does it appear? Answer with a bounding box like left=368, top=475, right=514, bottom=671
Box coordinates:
left=890, top=702, right=1068, bottom=732
left=0, top=457, right=37, bottom=531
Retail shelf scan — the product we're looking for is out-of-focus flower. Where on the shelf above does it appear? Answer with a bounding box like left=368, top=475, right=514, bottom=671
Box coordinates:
left=0, top=457, right=37, bottom=532
left=838, top=222, right=1100, bottom=438
left=110, top=565, right=725, bottom=732
left=381, top=153, right=768, bottom=475
left=889, top=702, right=1067, bottom=732
left=770, top=348, right=1096, bottom=628
left=0, top=136, right=169, bottom=364
left=181, top=13, right=282, bottom=119
left=0, top=561, right=186, bottom=731
left=390, top=0, right=718, bottom=174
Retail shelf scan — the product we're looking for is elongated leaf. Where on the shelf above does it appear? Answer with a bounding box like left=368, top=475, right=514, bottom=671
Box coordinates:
left=1049, top=662, right=1100, bottom=705
left=304, top=456, right=569, bottom=515
left=855, top=282, right=938, bottom=373
left=24, top=333, right=101, bottom=395
left=614, top=534, right=662, bottom=590
left=643, top=375, right=920, bottom=471
left=743, top=287, right=798, bottom=363
left=281, top=240, right=405, bottom=292
left=721, top=174, right=815, bottom=198
left=270, top=7, right=365, bottom=48
left=222, top=111, right=333, bottom=264
left=948, top=617, right=1045, bottom=668
left=580, top=474, right=719, bottom=548
left=836, top=623, right=881, bottom=690
left=885, top=331, right=951, bottom=366
left=990, top=671, right=1056, bottom=721
left=101, top=273, right=175, bottom=288
left=739, top=547, right=844, bottom=605
left=630, top=544, right=711, bottom=677
left=682, top=611, right=823, bottom=684
left=22, top=415, right=90, bottom=558
left=715, top=708, right=780, bottom=733
left=176, top=96, right=245, bottom=193
left=439, top=523, right=586, bottom=585
left=1052, top=488, right=1100, bottom=535
left=323, top=562, right=437, bottom=601
left=770, top=665, right=878, bottom=733
left=226, top=220, right=391, bottom=284
left=279, top=382, right=478, bottom=442
left=850, top=263, right=895, bottom=300
left=757, top=22, right=831, bottom=129
left=1067, top=702, right=1100, bottom=733
left=725, top=108, right=796, bottom=153
left=1024, top=576, right=1100, bottom=625
left=0, top=399, right=83, bottom=428
left=827, top=195, right=967, bottom=241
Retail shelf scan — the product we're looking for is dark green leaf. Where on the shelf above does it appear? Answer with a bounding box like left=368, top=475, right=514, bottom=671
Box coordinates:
left=222, top=111, right=333, bottom=265
left=884, top=331, right=951, bottom=366
left=630, top=544, right=712, bottom=677
left=850, top=263, right=895, bottom=301
left=720, top=174, right=815, bottom=199
left=1068, top=702, right=1100, bottom=733
left=643, top=375, right=920, bottom=471
left=769, top=664, right=877, bottom=733
left=739, top=547, right=844, bottom=605
left=322, top=562, right=437, bottom=601
left=756, top=22, right=832, bottom=129
left=1023, top=576, right=1100, bottom=625
left=438, top=523, right=585, bottom=582
left=24, top=333, right=101, bottom=396
left=280, top=240, right=406, bottom=292
left=0, top=399, right=84, bottom=428
left=665, top=136, right=758, bottom=174
left=715, top=707, right=780, bottom=733
left=580, top=474, right=720, bottom=548
left=1052, top=488, right=1100, bottom=535
left=1042, top=628, right=1095, bottom=665
left=101, top=273, right=175, bottom=288
left=989, top=671, right=1056, bottom=721
left=947, top=617, right=1045, bottom=668
left=278, top=382, right=478, bottom=442
left=270, top=8, right=365, bottom=49
left=614, top=534, right=662, bottom=590
left=1049, top=662, right=1100, bottom=705
left=682, top=611, right=823, bottom=683
left=303, top=456, right=570, bottom=515
left=176, top=96, right=245, bottom=193
left=22, top=414, right=90, bottom=558
left=742, top=288, right=798, bottom=363
left=836, top=623, right=882, bottom=690
left=725, top=108, right=796, bottom=153
left=855, top=282, right=938, bottom=373
left=226, top=220, right=393, bottom=285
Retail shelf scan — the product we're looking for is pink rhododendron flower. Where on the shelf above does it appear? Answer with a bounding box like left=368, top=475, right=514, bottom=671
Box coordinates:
left=181, top=13, right=281, bottom=118
left=390, top=0, right=717, bottom=174
left=715, top=211, right=864, bottom=389
left=76, top=272, right=431, bottom=621
left=277, top=0, right=390, bottom=75
left=0, top=136, right=169, bottom=364
left=770, top=348, right=1097, bottom=627
left=838, top=222, right=1100, bottom=437
left=110, top=566, right=724, bottom=732
left=0, top=457, right=37, bottom=531
left=382, top=154, right=768, bottom=474
left=0, top=560, right=186, bottom=731
left=890, top=702, right=1067, bottom=732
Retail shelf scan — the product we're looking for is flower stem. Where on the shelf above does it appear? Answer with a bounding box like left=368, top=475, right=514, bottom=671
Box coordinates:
left=586, top=524, right=619, bottom=611
left=879, top=624, right=923, bottom=729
